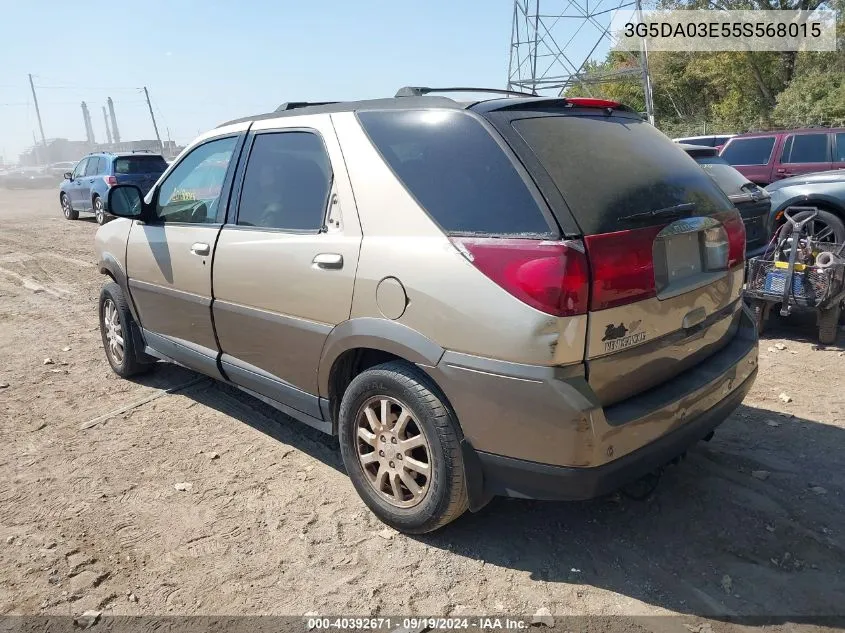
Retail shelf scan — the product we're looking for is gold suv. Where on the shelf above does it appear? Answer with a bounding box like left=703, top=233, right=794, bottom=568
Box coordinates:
left=95, top=88, right=758, bottom=533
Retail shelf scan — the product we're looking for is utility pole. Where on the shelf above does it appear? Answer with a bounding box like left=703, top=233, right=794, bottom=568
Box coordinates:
left=636, top=0, right=655, bottom=125
left=28, top=74, right=47, bottom=150
left=143, top=86, right=164, bottom=152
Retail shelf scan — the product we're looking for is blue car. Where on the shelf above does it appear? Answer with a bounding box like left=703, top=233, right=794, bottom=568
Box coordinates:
left=59, top=151, right=168, bottom=224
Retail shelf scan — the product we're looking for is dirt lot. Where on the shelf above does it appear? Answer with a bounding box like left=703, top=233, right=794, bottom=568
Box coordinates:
left=1, top=188, right=844, bottom=626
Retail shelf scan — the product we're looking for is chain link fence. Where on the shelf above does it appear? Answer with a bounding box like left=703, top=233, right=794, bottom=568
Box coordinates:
left=659, top=116, right=845, bottom=139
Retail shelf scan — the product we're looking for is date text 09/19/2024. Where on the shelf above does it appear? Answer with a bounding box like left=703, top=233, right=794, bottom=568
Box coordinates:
left=307, top=617, right=531, bottom=630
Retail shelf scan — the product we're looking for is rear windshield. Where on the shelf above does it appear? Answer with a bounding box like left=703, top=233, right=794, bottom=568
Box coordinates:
left=114, top=156, right=168, bottom=174
left=695, top=156, right=752, bottom=196
left=720, top=137, right=775, bottom=166
left=357, top=110, right=554, bottom=236
left=512, top=115, right=733, bottom=235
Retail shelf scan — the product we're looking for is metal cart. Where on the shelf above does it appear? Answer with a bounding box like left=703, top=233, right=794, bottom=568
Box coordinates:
left=745, top=207, right=845, bottom=345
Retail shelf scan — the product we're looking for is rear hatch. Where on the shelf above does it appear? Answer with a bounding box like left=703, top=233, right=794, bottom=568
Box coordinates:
left=695, top=155, right=771, bottom=255
left=113, top=155, right=168, bottom=194
left=481, top=102, right=746, bottom=406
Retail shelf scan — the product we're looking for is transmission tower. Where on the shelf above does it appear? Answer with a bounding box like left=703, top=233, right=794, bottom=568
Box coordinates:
left=507, top=0, right=655, bottom=123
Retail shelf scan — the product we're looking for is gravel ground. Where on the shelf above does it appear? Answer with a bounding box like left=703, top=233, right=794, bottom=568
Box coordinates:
left=1, top=188, right=843, bottom=628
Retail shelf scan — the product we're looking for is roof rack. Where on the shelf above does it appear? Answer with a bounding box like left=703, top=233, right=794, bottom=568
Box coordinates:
left=131, top=149, right=154, bottom=153
left=394, top=86, right=537, bottom=98
left=275, top=101, right=338, bottom=112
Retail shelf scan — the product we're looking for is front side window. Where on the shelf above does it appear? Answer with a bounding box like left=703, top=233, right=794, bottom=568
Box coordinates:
left=720, top=137, right=776, bottom=166
left=236, top=132, right=332, bottom=231
left=783, top=133, right=829, bottom=163
left=835, top=133, right=845, bottom=162
left=155, top=137, right=237, bottom=223
left=72, top=159, right=89, bottom=179
left=85, top=157, right=102, bottom=176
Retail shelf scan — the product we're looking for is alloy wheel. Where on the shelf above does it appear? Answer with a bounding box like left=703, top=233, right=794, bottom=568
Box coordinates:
left=102, top=298, right=124, bottom=366
left=355, top=396, right=432, bottom=508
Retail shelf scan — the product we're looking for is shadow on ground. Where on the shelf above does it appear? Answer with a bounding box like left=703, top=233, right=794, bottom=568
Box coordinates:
left=139, top=357, right=845, bottom=620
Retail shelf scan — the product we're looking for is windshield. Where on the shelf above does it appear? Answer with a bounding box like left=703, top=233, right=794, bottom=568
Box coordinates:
left=511, top=114, right=733, bottom=234
left=114, top=156, right=168, bottom=174
left=695, top=155, right=753, bottom=196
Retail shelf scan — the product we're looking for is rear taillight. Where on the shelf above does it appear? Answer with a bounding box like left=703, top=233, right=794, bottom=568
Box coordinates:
left=584, top=225, right=663, bottom=311
left=450, top=237, right=589, bottom=316
left=104, top=175, right=117, bottom=187
left=715, top=211, right=746, bottom=268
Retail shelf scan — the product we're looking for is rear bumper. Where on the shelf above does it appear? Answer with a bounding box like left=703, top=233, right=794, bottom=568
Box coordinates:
left=475, top=365, right=756, bottom=501
left=427, top=303, right=758, bottom=506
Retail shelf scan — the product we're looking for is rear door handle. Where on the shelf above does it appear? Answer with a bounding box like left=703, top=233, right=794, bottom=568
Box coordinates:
left=190, top=242, right=210, bottom=256
left=312, top=253, right=343, bottom=269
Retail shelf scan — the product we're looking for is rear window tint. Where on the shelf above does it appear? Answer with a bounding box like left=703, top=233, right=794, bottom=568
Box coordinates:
left=695, top=156, right=752, bottom=196
left=115, top=156, right=168, bottom=174
left=720, top=137, right=776, bottom=166
left=357, top=110, right=553, bottom=236
left=512, top=115, right=733, bottom=235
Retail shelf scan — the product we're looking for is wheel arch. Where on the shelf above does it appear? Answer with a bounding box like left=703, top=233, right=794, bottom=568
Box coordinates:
left=773, top=194, right=845, bottom=228
left=320, top=319, right=490, bottom=512
left=98, top=254, right=142, bottom=325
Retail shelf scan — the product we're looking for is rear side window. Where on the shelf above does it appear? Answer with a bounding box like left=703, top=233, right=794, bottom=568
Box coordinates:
left=115, top=155, right=168, bottom=174
left=236, top=132, right=332, bottom=231
left=782, top=134, right=829, bottom=163
left=357, top=110, right=553, bottom=236
left=512, top=115, right=732, bottom=235
left=721, top=137, right=776, bottom=166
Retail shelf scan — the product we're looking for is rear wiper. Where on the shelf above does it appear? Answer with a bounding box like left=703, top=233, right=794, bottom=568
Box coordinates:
left=617, top=203, right=696, bottom=223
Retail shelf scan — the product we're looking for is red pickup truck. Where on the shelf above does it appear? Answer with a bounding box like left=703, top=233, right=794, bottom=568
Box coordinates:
left=719, top=128, right=845, bottom=186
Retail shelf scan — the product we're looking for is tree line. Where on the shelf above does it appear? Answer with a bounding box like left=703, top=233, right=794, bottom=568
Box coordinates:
left=565, top=0, right=844, bottom=136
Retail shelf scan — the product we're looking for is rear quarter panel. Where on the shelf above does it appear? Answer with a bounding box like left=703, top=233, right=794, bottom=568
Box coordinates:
left=330, top=111, right=587, bottom=368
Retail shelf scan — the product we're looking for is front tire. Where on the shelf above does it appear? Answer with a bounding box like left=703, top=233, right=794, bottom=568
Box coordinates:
left=61, top=194, right=78, bottom=220
left=338, top=361, right=468, bottom=533
left=93, top=196, right=107, bottom=225
left=99, top=282, right=155, bottom=378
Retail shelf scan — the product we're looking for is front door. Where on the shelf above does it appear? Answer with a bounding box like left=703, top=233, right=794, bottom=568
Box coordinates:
left=125, top=133, right=243, bottom=378
left=79, top=156, right=101, bottom=210
left=69, top=158, right=89, bottom=207
left=212, top=115, right=361, bottom=417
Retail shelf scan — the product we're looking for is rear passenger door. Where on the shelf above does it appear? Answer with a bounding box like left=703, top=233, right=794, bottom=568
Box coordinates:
left=775, top=133, right=832, bottom=180
left=719, top=136, right=776, bottom=185
left=212, top=115, right=361, bottom=418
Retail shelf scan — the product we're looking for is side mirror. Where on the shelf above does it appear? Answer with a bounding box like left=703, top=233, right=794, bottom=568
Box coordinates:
left=64, top=172, right=73, bottom=181
left=107, top=184, right=146, bottom=219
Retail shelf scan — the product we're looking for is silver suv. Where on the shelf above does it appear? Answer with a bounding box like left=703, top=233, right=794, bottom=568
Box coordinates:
left=95, top=88, right=759, bottom=533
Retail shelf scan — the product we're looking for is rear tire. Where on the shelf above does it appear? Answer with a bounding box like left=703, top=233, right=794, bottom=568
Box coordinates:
left=818, top=303, right=841, bottom=345
left=99, top=282, right=156, bottom=378
left=752, top=300, right=770, bottom=335
left=93, top=196, right=107, bottom=225
left=338, top=361, right=468, bottom=534
left=61, top=194, right=78, bottom=221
